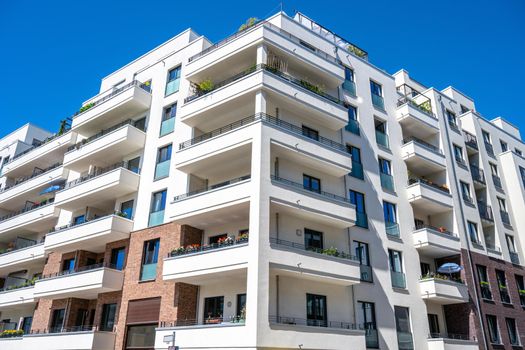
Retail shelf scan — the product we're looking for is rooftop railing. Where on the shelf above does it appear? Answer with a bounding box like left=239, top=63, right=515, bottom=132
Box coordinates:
left=173, top=175, right=251, bottom=202
left=8, top=133, right=70, bottom=164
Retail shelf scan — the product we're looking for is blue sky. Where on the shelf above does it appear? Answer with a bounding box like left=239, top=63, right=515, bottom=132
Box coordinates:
left=1, top=0, right=524, bottom=136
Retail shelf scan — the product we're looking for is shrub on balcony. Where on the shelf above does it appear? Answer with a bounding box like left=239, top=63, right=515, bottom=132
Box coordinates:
left=196, top=79, right=214, bottom=95
left=420, top=272, right=463, bottom=284
left=347, top=44, right=367, bottom=58
left=499, top=284, right=507, bottom=290
left=417, top=100, right=432, bottom=114
left=238, top=232, right=249, bottom=241
left=115, top=211, right=128, bottom=218
left=0, top=329, right=24, bottom=338
left=78, top=102, right=95, bottom=114
left=480, top=281, right=490, bottom=287
left=519, top=289, right=525, bottom=295
left=238, top=17, right=258, bottom=32
left=299, top=79, right=325, bottom=95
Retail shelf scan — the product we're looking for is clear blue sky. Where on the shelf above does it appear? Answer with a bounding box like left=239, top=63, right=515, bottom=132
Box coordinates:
left=1, top=0, right=524, bottom=136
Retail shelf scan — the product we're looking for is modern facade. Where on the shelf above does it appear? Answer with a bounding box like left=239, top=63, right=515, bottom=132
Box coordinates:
left=0, top=10, right=523, bottom=350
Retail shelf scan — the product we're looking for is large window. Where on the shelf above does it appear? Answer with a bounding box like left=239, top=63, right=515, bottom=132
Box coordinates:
left=343, top=67, right=356, bottom=96
left=394, top=306, right=413, bottom=350
left=160, top=103, right=177, bottom=136
left=383, top=201, right=399, bottom=237
left=148, top=190, right=167, bottom=227
left=477, top=265, right=492, bottom=300
left=516, top=275, right=525, bottom=307
left=453, top=145, right=464, bottom=163
left=165, top=66, right=181, bottom=96
left=486, top=315, right=500, bottom=344
left=460, top=181, right=472, bottom=203
left=126, top=324, right=156, bottom=349
left=50, top=309, right=65, bottom=333
left=100, top=303, right=117, bottom=331
left=496, top=270, right=511, bottom=304
left=467, top=221, right=479, bottom=244
left=110, top=247, right=126, bottom=271
left=304, top=228, right=323, bottom=251
left=506, top=318, right=520, bottom=346
left=62, top=258, right=75, bottom=273
left=301, top=125, right=319, bottom=141
left=306, top=293, right=327, bottom=327
left=389, top=250, right=405, bottom=288
left=446, top=110, right=457, bottom=128
left=379, top=158, right=394, bottom=190
left=236, top=294, right=246, bottom=320
left=140, top=239, right=160, bottom=281
left=350, top=190, right=367, bottom=228
left=154, top=144, right=172, bottom=180
left=346, top=105, right=360, bottom=135
left=303, top=174, right=321, bottom=193
left=347, top=144, right=363, bottom=179
left=358, top=301, right=378, bottom=348
left=370, top=80, right=384, bottom=110
left=120, top=200, right=134, bottom=219
left=204, top=296, right=224, bottom=323
left=428, top=314, right=440, bottom=336
left=355, top=241, right=372, bottom=282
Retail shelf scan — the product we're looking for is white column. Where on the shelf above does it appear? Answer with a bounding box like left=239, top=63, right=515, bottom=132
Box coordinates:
left=256, top=43, right=268, bottom=66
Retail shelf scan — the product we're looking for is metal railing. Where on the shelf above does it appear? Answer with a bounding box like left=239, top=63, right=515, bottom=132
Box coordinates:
left=0, top=162, right=62, bottom=194
left=408, top=177, right=450, bottom=194
left=28, top=325, right=103, bottom=335
left=414, top=223, right=457, bottom=237
left=269, top=315, right=362, bottom=330
left=402, top=137, right=442, bottom=155
left=420, top=272, right=463, bottom=284
left=72, top=80, right=149, bottom=118
left=270, top=237, right=358, bottom=261
left=396, top=84, right=434, bottom=117
left=429, top=333, right=476, bottom=341
left=173, top=175, right=251, bottom=201
left=0, top=276, right=37, bottom=293
left=271, top=175, right=350, bottom=204
left=169, top=237, right=248, bottom=258
left=66, top=119, right=142, bottom=153
left=49, top=211, right=127, bottom=234
left=40, top=262, right=118, bottom=280
left=8, top=132, right=69, bottom=164
left=477, top=202, right=494, bottom=222
left=470, top=165, right=485, bottom=184
left=61, top=161, right=137, bottom=191
left=184, top=64, right=344, bottom=106
left=0, top=198, right=55, bottom=223
left=464, top=131, right=478, bottom=150
left=159, top=317, right=245, bottom=328
left=0, top=237, right=42, bottom=256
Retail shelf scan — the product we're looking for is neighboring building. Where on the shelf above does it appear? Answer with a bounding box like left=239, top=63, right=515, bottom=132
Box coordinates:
left=0, top=10, right=523, bottom=350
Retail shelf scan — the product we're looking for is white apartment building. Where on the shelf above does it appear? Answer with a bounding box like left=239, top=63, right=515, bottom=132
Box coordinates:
left=0, top=10, right=523, bottom=350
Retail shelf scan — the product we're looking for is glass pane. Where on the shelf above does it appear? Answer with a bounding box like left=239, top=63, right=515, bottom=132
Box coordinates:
left=140, top=263, right=157, bottom=281
left=126, top=324, right=156, bottom=348
left=154, top=160, right=170, bottom=180
left=148, top=210, right=165, bottom=227
left=165, top=78, right=180, bottom=95
left=160, top=117, right=175, bottom=137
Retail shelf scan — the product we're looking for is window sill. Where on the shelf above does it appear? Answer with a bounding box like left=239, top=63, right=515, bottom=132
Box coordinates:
left=139, top=278, right=156, bottom=283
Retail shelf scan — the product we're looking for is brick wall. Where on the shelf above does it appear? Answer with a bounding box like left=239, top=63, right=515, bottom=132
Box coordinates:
left=114, top=222, right=201, bottom=350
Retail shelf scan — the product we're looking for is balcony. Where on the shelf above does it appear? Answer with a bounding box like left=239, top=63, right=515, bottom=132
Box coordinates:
left=54, top=163, right=140, bottom=211
left=71, top=80, right=151, bottom=133
left=0, top=200, right=58, bottom=236
left=180, top=65, right=348, bottom=130
left=412, top=225, right=460, bottom=257
left=427, top=336, right=479, bottom=350
left=155, top=322, right=246, bottom=349
left=407, top=178, right=453, bottom=214
left=163, top=237, right=248, bottom=283
left=44, top=214, right=133, bottom=253
left=0, top=285, right=35, bottom=309
left=401, top=138, right=446, bottom=174
left=396, top=102, right=439, bottom=139
left=34, top=263, right=124, bottom=299
left=464, top=131, right=479, bottom=154
left=269, top=238, right=361, bottom=285
left=419, top=277, right=469, bottom=304
left=170, top=175, right=251, bottom=222
left=0, top=329, right=116, bottom=350
left=477, top=202, right=494, bottom=225
left=270, top=175, right=356, bottom=228
left=63, top=121, right=146, bottom=172
left=470, top=165, right=486, bottom=188
left=0, top=163, right=64, bottom=207
left=0, top=241, right=45, bottom=274
left=2, top=132, right=75, bottom=178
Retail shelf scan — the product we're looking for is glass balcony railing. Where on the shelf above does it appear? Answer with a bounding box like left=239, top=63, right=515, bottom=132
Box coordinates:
left=148, top=210, right=165, bottom=227
left=154, top=160, right=171, bottom=180
left=140, top=263, right=157, bottom=281
left=174, top=175, right=251, bottom=201
left=510, top=252, right=520, bottom=265
left=355, top=211, right=368, bottom=228
left=380, top=172, right=395, bottom=191
left=345, top=119, right=360, bottom=135
left=478, top=202, right=494, bottom=222
left=375, top=130, right=389, bottom=149
left=397, top=331, right=414, bottom=350
left=484, top=142, right=495, bottom=157
left=470, top=165, right=486, bottom=184
left=492, top=175, right=503, bottom=189
left=365, top=326, right=379, bottom=348
left=342, top=80, right=356, bottom=96
left=160, top=117, right=175, bottom=137
left=386, top=222, right=400, bottom=237
left=350, top=161, right=364, bottom=180
left=464, top=131, right=478, bottom=150
left=391, top=271, right=406, bottom=288
left=372, top=94, right=385, bottom=110
left=500, top=211, right=511, bottom=226
left=360, top=264, right=373, bottom=282
left=165, top=78, right=180, bottom=96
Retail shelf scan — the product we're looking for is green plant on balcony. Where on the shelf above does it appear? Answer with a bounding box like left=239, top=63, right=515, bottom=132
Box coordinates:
left=238, top=232, right=249, bottom=241
left=480, top=281, right=490, bottom=287
left=299, top=79, right=325, bottom=95
left=115, top=211, right=128, bottom=218
left=420, top=272, right=463, bottom=284
left=417, top=100, right=432, bottom=114
left=0, top=329, right=24, bottom=338
left=78, top=102, right=95, bottom=114
left=195, top=79, right=214, bottom=95
left=238, top=17, right=258, bottom=32
left=519, top=289, right=525, bottom=295
left=499, top=284, right=507, bottom=290
left=347, top=44, right=367, bottom=58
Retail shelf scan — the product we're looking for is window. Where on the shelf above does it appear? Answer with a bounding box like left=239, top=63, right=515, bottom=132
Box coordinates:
left=347, top=145, right=363, bottom=179
left=379, top=158, right=392, bottom=175
left=467, top=221, right=479, bottom=244
left=346, top=105, right=360, bottom=135
left=165, top=66, right=181, bottom=96
left=497, top=197, right=507, bottom=212
left=306, top=293, right=327, bottom=326
left=140, top=239, right=160, bottom=281
left=302, top=125, right=319, bottom=141
left=0, top=156, right=10, bottom=173
left=126, top=324, right=156, bottom=349
left=453, top=145, right=464, bottom=163
left=516, top=148, right=522, bottom=156
left=203, top=296, right=224, bottom=322
left=486, top=315, right=500, bottom=344
left=370, top=80, right=384, bottom=110
left=62, top=258, right=75, bottom=273
left=506, top=318, right=520, bottom=346
left=358, top=301, right=378, bottom=348
left=127, top=156, right=140, bottom=173
left=496, top=270, right=511, bottom=304
left=389, top=250, right=405, bottom=288
left=160, top=103, right=177, bottom=136
left=477, top=265, right=492, bottom=300
left=500, top=140, right=508, bottom=152
left=350, top=190, right=367, bottom=228
left=73, top=215, right=86, bottom=225
left=460, top=104, right=470, bottom=114
left=154, top=144, right=172, bottom=180
left=133, top=117, right=146, bottom=131
left=21, top=316, right=32, bottom=334
left=343, top=67, right=356, bottom=96
left=100, top=303, right=117, bottom=331
left=120, top=200, right=134, bottom=219
left=515, top=275, right=525, bottom=307
left=303, top=174, right=321, bottom=193
left=489, top=163, right=498, bottom=175
left=375, top=119, right=389, bottom=148
left=110, top=247, right=126, bottom=270
left=50, top=309, right=65, bottom=333
left=482, top=130, right=491, bottom=144
left=506, top=235, right=517, bottom=253
left=428, top=314, right=440, bottom=336
left=379, top=158, right=394, bottom=191
left=383, top=201, right=397, bottom=224
left=446, top=110, right=457, bottom=128
left=394, top=306, right=413, bottom=349
left=149, top=190, right=167, bottom=227
left=420, top=262, right=431, bottom=277
left=520, top=166, right=525, bottom=186
left=236, top=294, right=246, bottom=319
left=460, top=181, right=472, bottom=202
left=304, top=228, right=323, bottom=251
left=355, top=241, right=372, bottom=282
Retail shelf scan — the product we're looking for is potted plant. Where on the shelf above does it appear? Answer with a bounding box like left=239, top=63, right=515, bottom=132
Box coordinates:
left=238, top=17, right=258, bottom=32
left=196, top=79, right=214, bottom=95
left=79, top=102, right=95, bottom=114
